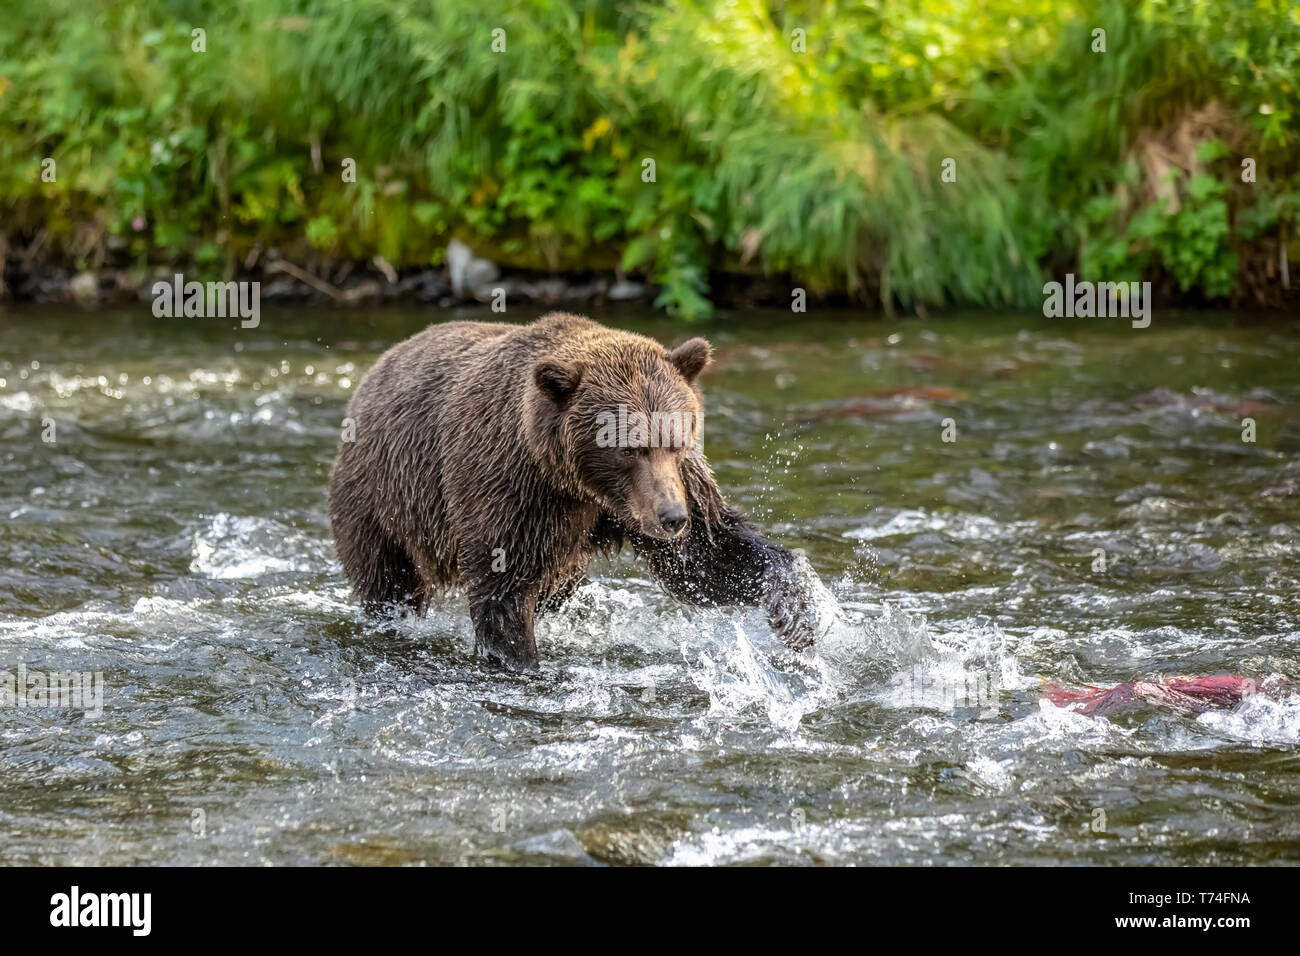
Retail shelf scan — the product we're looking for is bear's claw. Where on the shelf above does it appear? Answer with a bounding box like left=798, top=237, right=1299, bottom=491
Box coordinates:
left=761, top=549, right=834, bottom=651
left=764, top=581, right=818, bottom=650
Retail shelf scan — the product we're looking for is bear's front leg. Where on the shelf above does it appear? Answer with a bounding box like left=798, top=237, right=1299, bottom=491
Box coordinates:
left=461, top=540, right=543, bottom=669
left=466, top=581, right=540, bottom=670
left=632, top=505, right=820, bottom=649
left=452, top=487, right=595, bottom=669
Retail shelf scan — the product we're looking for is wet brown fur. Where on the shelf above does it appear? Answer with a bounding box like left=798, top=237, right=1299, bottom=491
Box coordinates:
left=328, top=311, right=812, bottom=668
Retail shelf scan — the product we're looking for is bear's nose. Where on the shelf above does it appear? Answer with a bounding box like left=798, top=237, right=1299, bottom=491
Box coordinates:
left=657, top=505, right=688, bottom=535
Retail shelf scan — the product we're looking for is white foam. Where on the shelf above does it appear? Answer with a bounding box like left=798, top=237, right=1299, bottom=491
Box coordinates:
left=1197, top=690, right=1300, bottom=745
left=190, top=513, right=328, bottom=579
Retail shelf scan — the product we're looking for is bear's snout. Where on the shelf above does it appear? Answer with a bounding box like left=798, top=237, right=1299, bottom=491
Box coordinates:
left=634, top=494, right=689, bottom=539
left=629, top=462, right=690, bottom=540
left=656, top=503, right=688, bottom=536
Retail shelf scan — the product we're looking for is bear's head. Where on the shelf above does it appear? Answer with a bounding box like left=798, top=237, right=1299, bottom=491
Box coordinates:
left=530, top=335, right=711, bottom=540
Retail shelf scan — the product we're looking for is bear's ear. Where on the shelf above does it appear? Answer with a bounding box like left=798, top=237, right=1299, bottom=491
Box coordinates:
left=534, top=360, right=583, bottom=405
left=668, top=337, right=712, bottom=383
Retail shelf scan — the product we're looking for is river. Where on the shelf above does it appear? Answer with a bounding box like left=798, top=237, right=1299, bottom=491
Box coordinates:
left=1, top=306, right=1297, bottom=864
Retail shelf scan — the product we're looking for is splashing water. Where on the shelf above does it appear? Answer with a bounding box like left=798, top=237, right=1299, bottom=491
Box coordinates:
left=2, top=307, right=1298, bottom=865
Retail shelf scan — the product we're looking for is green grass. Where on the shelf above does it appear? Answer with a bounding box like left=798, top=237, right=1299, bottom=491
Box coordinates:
left=1, top=0, right=1297, bottom=316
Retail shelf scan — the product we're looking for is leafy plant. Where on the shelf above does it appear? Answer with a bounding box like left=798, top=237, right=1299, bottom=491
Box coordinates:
left=1, top=0, right=1296, bottom=313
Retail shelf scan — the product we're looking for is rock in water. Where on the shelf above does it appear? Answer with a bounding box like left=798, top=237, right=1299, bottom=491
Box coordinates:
left=445, top=239, right=499, bottom=300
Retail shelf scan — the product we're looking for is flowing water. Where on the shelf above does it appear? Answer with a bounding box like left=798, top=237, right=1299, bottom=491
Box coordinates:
left=1, top=306, right=1298, bottom=865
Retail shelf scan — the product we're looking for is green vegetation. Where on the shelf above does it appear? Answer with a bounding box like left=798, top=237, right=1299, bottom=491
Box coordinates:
left=2, top=0, right=1297, bottom=317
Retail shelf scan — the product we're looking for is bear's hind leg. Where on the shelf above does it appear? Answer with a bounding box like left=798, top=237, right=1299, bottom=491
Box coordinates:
left=334, top=512, right=422, bottom=613
left=360, top=539, right=423, bottom=613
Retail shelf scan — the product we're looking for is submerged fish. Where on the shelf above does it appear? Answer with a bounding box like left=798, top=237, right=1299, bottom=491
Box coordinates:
left=1041, top=674, right=1296, bottom=717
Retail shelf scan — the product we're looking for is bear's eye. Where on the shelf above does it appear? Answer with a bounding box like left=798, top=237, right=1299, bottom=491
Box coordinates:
left=619, top=447, right=638, bottom=459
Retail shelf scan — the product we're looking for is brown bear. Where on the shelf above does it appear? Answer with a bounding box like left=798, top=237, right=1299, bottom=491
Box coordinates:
left=328, top=311, right=818, bottom=669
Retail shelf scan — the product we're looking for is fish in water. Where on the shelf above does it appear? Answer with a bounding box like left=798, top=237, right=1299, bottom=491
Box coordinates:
left=1041, top=674, right=1296, bottom=717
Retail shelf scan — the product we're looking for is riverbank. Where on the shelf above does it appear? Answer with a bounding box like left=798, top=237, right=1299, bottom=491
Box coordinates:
left=0, top=257, right=807, bottom=312
left=3, top=0, right=1298, bottom=318
left=5, top=255, right=1295, bottom=316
